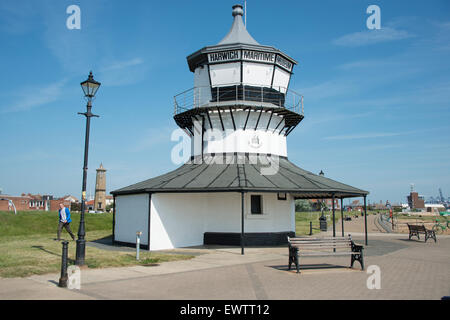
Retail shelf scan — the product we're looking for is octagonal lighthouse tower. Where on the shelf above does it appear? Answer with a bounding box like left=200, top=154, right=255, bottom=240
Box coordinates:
left=111, top=5, right=368, bottom=252
left=174, top=4, right=303, bottom=158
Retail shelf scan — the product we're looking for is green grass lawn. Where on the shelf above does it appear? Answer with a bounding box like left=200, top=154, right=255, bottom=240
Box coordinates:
left=0, top=211, right=193, bottom=278
left=295, top=210, right=380, bottom=236
left=1, top=209, right=382, bottom=277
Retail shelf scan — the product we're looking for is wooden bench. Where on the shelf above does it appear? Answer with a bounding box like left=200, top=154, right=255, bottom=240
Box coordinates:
left=287, top=235, right=364, bottom=274
left=407, top=224, right=436, bottom=243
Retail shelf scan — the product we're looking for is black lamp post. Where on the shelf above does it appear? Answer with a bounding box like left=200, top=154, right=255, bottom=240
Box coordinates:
left=75, top=71, right=101, bottom=266
left=318, top=170, right=327, bottom=231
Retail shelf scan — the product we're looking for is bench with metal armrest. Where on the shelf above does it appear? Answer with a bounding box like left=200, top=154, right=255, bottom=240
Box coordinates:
left=407, top=224, right=436, bottom=243
left=287, top=235, right=364, bottom=274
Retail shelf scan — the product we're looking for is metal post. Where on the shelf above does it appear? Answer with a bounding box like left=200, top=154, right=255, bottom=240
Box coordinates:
left=173, top=97, right=176, bottom=115
left=136, top=231, right=142, bottom=260
left=341, top=198, right=344, bottom=237
left=332, top=194, right=336, bottom=252
left=301, top=96, right=304, bottom=114
left=391, top=209, right=394, bottom=231
left=112, top=195, right=116, bottom=244
left=279, top=86, right=281, bottom=106
left=58, top=241, right=69, bottom=288
left=309, top=221, right=312, bottom=236
left=364, top=196, right=368, bottom=245
left=332, top=194, right=336, bottom=238
left=76, top=100, right=99, bottom=267
left=319, top=197, right=327, bottom=231
left=241, top=192, right=245, bottom=255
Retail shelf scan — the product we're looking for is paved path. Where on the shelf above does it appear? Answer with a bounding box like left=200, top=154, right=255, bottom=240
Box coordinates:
left=1, top=233, right=449, bottom=300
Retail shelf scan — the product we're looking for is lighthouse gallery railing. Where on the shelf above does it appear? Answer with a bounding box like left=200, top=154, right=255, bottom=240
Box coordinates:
left=174, top=84, right=304, bottom=116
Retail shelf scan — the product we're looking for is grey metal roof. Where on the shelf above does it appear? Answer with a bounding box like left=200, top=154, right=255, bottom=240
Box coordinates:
left=218, top=4, right=259, bottom=46
left=111, top=154, right=369, bottom=199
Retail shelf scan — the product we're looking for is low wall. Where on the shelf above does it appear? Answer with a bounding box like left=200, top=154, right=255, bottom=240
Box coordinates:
left=395, top=220, right=450, bottom=235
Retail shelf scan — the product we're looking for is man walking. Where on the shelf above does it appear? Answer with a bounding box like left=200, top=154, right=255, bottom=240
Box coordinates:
left=57, top=203, right=76, bottom=241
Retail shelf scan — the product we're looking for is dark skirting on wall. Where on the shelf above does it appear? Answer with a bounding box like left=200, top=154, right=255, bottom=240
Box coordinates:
left=204, top=231, right=295, bottom=246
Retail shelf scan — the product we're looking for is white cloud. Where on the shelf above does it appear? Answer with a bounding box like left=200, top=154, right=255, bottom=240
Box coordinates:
left=323, top=132, right=406, bottom=141
left=333, top=27, right=414, bottom=47
left=97, top=57, right=147, bottom=86
left=129, top=126, right=175, bottom=152
left=323, top=127, right=444, bottom=141
left=1, top=79, right=68, bottom=113
left=297, top=79, right=359, bottom=101
left=100, top=58, right=144, bottom=72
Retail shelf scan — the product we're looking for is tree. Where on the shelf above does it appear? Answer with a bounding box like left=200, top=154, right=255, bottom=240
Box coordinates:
left=106, top=203, right=114, bottom=213
left=295, top=199, right=312, bottom=212
left=70, top=202, right=81, bottom=212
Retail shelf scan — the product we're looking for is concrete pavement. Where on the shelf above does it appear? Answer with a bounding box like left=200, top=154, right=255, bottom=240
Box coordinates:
left=1, top=233, right=449, bottom=300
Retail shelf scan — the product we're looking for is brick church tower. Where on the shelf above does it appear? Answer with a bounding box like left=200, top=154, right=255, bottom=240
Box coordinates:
left=94, top=163, right=106, bottom=212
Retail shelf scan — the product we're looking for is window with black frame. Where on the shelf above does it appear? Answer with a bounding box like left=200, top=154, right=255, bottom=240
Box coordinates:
left=251, top=195, right=263, bottom=214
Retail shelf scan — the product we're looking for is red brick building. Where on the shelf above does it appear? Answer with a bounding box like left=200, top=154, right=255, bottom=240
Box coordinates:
left=0, top=195, right=31, bottom=211
left=309, top=198, right=341, bottom=210
left=0, top=194, right=71, bottom=212
left=407, top=191, right=425, bottom=209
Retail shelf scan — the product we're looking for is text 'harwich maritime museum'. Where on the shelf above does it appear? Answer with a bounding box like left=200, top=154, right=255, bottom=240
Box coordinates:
left=111, top=5, right=369, bottom=252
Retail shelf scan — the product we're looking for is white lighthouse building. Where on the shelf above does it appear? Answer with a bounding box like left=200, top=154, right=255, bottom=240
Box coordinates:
left=112, top=5, right=368, bottom=251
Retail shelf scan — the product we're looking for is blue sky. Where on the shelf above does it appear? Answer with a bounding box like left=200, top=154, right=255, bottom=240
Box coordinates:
left=0, top=0, right=449, bottom=204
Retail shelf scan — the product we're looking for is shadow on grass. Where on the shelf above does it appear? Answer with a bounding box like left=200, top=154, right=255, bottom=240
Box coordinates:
left=90, top=235, right=113, bottom=245
left=31, top=245, right=75, bottom=264
left=87, top=235, right=135, bottom=252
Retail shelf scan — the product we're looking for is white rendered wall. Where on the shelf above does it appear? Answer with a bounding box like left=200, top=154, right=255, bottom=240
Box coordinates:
left=194, top=66, right=212, bottom=107
left=272, top=67, right=290, bottom=93
left=242, top=62, right=273, bottom=87
left=115, top=194, right=149, bottom=246
left=150, top=192, right=295, bottom=250
left=209, top=62, right=241, bottom=87
left=192, top=110, right=287, bottom=157
left=205, top=60, right=291, bottom=92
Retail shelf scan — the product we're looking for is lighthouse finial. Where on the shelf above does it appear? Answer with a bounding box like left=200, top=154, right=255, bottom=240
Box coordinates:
left=218, top=4, right=258, bottom=45
left=232, top=4, right=244, bottom=17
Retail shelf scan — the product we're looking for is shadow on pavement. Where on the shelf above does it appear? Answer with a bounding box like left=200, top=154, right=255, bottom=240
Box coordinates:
left=269, top=263, right=352, bottom=273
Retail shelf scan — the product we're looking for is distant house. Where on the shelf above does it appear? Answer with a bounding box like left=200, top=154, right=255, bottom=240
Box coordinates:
left=425, top=204, right=445, bottom=213
left=309, top=198, right=341, bottom=210
left=345, top=200, right=364, bottom=211
left=86, top=200, right=95, bottom=212
left=0, top=195, right=32, bottom=211
left=0, top=193, right=70, bottom=212
left=63, top=195, right=79, bottom=203
left=105, top=195, right=114, bottom=206
left=23, top=194, right=48, bottom=210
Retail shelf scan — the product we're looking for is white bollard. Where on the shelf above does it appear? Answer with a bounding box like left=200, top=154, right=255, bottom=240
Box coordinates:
left=136, top=231, right=142, bottom=261
left=67, top=265, right=81, bottom=290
